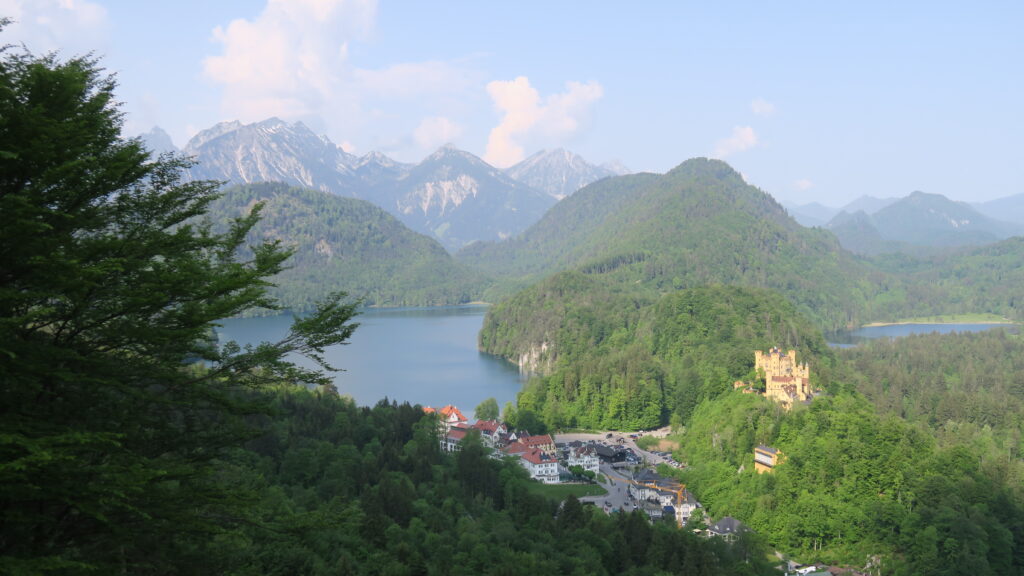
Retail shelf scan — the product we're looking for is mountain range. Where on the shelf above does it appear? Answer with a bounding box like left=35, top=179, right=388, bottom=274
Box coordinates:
left=826, top=191, right=1022, bottom=254
left=143, top=119, right=624, bottom=251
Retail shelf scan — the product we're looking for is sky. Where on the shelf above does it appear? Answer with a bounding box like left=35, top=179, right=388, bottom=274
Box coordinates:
left=3, top=0, right=1023, bottom=207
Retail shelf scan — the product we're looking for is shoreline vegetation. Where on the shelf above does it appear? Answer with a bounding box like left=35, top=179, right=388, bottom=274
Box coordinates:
left=862, top=313, right=1016, bottom=327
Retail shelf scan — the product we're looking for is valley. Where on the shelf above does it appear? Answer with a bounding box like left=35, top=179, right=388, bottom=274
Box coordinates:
left=10, top=6, right=1024, bottom=575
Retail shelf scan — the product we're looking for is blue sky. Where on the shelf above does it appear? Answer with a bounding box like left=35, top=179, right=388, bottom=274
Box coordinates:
left=4, top=0, right=1022, bottom=206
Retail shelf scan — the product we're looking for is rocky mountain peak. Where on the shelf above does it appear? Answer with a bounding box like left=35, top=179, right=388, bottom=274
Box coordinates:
left=505, top=148, right=621, bottom=200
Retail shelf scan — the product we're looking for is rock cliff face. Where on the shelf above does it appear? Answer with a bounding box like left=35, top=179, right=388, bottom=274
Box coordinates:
left=516, top=341, right=554, bottom=374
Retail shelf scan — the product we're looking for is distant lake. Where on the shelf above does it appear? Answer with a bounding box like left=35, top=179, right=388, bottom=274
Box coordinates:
left=216, top=306, right=525, bottom=419
left=828, top=323, right=1019, bottom=348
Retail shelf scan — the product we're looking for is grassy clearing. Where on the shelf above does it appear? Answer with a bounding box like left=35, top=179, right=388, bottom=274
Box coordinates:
left=523, top=482, right=607, bottom=501
left=863, top=313, right=1016, bottom=326
left=636, top=436, right=681, bottom=452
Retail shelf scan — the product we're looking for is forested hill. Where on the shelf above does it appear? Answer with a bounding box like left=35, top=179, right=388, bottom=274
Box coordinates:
left=482, top=282, right=831, bottom=429
left=461, top=158, right=888, bottom=330
left=206, top=183, right=487, bottom=310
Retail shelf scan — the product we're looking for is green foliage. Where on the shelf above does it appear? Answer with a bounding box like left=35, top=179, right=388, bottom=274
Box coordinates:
left=486, top=281, right=830, bottom=430
left=0, top=43, right=358, bottom=573
left=474, top=397, right=500, bottom=421
left=865, top=237, right=1024, bottom=322
left=226, top=388, right=775, bottom=575
left=205, top=182, right=488, bottom=311
left=834, top=329, right=1024, bottom=460
left=463, top=158, right=891, bottom=330
left=675, top=384, right=1024, bottom=574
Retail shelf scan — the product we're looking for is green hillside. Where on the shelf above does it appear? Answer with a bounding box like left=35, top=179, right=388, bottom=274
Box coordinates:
left=863, top=236, right=1024, bottom=322
left=675, top=390, right=1023, bottom=573
left=206, top=183, right=487, bottom=310
left=463, top=158, right=889, bottom=330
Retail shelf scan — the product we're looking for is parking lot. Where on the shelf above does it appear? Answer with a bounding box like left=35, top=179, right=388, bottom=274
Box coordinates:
left=556, top=429, right=683, bottom=514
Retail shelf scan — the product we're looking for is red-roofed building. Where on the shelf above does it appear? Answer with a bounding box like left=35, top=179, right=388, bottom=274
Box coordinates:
left=503, top=441, right=529, bottom=455
left=519, top=434, right=555, bottom=456
left=442, top=426, right=469, bottom=453
left=438, top=405, right=468, bottom=427
left=471, top=419, right=508, bottom=448
left=424, top=404, right=473, bottom=451
left=517, top=448, right=559, bottom=483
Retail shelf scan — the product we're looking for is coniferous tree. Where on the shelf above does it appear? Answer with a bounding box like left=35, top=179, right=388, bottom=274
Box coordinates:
left=0, top=30, right=357, bottom=574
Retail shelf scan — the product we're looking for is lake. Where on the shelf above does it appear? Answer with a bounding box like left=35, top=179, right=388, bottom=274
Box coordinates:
left=828, top=322, right=1019, bottom=347
left=215, top=306, right=526, bottom=419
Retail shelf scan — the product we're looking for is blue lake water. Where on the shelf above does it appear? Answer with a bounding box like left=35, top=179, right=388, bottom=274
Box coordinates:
left=828, top=323, right=1019, bottom=347
left=215, top=306, right=525, bottom=419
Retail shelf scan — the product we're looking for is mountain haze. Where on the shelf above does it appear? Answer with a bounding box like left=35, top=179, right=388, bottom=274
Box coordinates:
left=782, top=201, right=838, bottom=227
left=827, top=191, right=1021, bottom=253
left=139, top=126, right=177, bottom=155
left=974, top=192, right=1024, bottom=226
left=840, top=195, right=899, bottom=215
left=505, top=148, right=622, bottom=200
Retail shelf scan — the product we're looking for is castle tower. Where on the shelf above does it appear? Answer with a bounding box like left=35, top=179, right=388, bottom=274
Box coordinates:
left=756, top=347, right=812, bottom=408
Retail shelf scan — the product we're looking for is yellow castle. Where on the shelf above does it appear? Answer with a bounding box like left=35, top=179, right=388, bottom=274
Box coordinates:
left=755, top=347, right=812, bottom=407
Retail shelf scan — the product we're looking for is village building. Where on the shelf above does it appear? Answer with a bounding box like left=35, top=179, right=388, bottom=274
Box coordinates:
left=424, top=405, right=472, bottom=451
left=707, top=516, right=749, bottom=542
left=517, top=433, right=556, bottom=456
left=424, top=404, right=468, bottom=432
left=441, top=426, right=468, bottom=453
left=566, top=445, right=600, bottom=475
left=754, top=444, right=783, bottom=473
left=502, top=444, right=559, bottom=483
left=471, top=419, right=508, bottom=448
left=628, top=469, right=701, bottom=526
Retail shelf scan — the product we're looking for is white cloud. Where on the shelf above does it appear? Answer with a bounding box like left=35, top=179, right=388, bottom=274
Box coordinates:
left=484, top=76, right=603, bottom=168
left=751, top=98, right=776, bottom=117
left=202, top=0, right=480, bottom=159
left=0, top=0, right=109, bottom=55
left=203, top=0, right=374, bottom=124
left=414, top=116, right=463, bottom=151
left=795, top=178, right=814, bottom=191
left=712, top=125, right=758, bottom=158
left=354, top=61, right=473, bottom=99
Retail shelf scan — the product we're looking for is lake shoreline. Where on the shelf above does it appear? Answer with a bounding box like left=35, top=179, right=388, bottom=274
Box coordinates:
left=862, top=319, right=1017, bottom=328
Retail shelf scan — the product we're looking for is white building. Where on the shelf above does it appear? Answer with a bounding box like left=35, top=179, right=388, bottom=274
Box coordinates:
left=441, top=427, right=468, bottom=453
left=518, top=448, right=559, bottom=484
left=567, top=445, right=600, bottom=475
